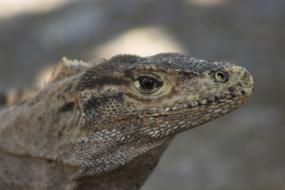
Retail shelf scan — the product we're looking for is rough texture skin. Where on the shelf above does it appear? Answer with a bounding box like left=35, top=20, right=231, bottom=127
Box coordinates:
left=0, top=53, right=253, bottom=190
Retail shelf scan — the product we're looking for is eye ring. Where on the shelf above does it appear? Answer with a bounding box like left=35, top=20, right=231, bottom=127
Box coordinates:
left=134, top=75, right=163, bottom=94
left=214, top=71, right=229, bottom=83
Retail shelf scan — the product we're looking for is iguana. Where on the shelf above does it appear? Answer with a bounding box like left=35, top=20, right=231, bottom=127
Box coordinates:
left=0, top=53, right=254, bottom=190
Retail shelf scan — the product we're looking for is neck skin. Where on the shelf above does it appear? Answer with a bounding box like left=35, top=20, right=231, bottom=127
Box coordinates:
left=0, top=137, right=171, bottom=190
left=74, top=140, right=171, bottom=190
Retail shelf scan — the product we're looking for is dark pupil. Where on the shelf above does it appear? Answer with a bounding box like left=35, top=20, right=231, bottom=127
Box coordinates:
left=217, top=72, right=225, bottom=79
left=139, top=77, right=155, bottom=90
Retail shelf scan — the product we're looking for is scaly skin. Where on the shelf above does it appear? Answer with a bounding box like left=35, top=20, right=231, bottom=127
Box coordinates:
left=0, top=53, right=253, bottom=190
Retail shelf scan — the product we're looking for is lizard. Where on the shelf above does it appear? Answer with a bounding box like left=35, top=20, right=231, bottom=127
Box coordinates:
left=0, top=53, right=254, bottom=190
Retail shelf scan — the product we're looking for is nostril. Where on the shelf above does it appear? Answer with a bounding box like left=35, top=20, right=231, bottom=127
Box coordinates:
left=214, top=70, right=229, bottom=83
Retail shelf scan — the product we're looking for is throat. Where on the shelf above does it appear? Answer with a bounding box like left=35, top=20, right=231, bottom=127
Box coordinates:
left=74, top=139, right=172, bottom=190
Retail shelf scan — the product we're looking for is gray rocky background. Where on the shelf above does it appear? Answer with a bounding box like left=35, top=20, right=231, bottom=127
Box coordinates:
left=0, top=0, right=284, bottom=189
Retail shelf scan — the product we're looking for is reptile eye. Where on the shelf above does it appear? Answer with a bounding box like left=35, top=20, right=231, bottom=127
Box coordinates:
left=214, top=71, right=229, bottom=83
left=134, top=75, right=163, bottom=94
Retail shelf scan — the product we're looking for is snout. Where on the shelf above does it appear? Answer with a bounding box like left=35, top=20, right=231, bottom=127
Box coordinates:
left=238, top=67, right=254, bottom=97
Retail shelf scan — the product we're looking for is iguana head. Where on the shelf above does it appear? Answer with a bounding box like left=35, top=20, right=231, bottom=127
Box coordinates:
left=77, top=53, right=253, bottom=133
left=73, top=53, right=253, bottom=174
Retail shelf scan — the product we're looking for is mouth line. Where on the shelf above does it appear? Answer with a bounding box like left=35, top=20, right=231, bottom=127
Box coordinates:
left=185, top=90, right=248, bottom=109
left=143, top=89, right=250, bottom=117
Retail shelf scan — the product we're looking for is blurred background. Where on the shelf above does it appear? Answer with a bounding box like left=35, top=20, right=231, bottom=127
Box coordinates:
left=0, top=0, right=284, bottom=189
